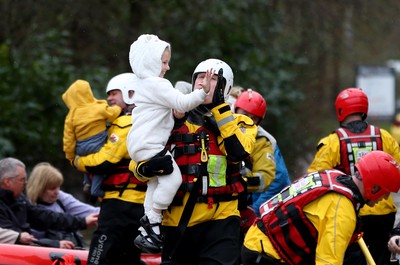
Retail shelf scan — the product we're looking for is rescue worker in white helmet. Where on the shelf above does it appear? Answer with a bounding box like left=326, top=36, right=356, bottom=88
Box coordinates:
left=130, top=58, right=257, bottom=264
left=73, top=73, right=148, bottom=265
left=308, top=88, right=400, bottom=265
left=242, top=150, right=400, bottom=265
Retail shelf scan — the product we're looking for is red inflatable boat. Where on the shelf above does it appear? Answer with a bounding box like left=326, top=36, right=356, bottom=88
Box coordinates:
left=0, top=243, right=161, bottom=264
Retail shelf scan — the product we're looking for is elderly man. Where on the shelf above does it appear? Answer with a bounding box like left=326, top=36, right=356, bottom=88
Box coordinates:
left=0, top=157, right=97, bottom=248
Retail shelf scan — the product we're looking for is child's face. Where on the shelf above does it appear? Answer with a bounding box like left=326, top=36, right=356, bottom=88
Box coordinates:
left=160, top=48, right=171, bottom=78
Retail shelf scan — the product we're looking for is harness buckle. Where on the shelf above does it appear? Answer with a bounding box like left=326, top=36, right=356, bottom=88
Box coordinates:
left=198, top=132, right=209, bottom=162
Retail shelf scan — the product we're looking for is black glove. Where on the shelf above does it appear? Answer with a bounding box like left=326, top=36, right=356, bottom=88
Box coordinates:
left=210, top=68, right=226, bottom=108
left=137, top=149, right=174, bottom=177
left=246, top=176, right=261, bottom=186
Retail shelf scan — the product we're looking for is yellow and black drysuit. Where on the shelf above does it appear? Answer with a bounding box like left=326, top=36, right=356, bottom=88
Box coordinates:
left=242, top=170, right=364, bottom=265
left=74, top=113, right=146, bottom=265
left=133, top=102, right=257, bottom=264
left=242, top=126, right=276, bottom=194
left=308, top=121, right=400, bottom=265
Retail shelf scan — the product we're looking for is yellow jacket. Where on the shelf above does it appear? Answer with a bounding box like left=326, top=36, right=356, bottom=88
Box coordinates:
left=308, top=128, right=400, bottom=216
left=244, top=132, right=276, bottom=193
left=74, top=114, right=144, bottom=204
left=244, top=192, right=357, bottom=265
left=62, top=80, right=121, bottom=160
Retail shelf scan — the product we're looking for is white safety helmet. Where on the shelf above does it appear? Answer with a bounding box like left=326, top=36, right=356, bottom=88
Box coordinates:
left=192, top=58, right=234, bottom=101
left=106, top=73, right=137, bottom=105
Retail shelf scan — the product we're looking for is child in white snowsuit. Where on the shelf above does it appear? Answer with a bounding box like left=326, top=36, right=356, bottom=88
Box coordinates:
left=127, top=34, right=212, bottom=252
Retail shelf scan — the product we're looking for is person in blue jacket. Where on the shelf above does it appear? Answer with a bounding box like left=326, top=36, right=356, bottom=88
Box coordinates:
left=252, top=142, right=291, bottom=216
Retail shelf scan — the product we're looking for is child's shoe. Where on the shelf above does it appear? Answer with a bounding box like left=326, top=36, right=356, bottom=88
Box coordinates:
left=134, top=216, right=163, bottom=253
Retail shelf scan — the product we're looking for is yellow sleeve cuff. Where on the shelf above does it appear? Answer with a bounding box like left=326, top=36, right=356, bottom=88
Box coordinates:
left=73, top=156, right=88, bottom=173
left=129, top=160, right=151, bottom=182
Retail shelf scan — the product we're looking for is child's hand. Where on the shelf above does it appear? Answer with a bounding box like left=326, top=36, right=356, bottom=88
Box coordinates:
left=200, top=68, right=215, bottom=94
left=173, top=110, right=185, bottom=119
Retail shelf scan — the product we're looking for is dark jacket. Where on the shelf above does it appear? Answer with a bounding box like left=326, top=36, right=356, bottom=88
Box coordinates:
left=0, top=188, right=86, bottom=246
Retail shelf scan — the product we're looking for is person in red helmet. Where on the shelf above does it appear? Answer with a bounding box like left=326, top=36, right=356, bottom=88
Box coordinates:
left=242, top=150, right=400, bottom=265
left=234, top=89, right=291, bottom=216
left=307, top=88, right=400, bottom=265
left=234, top=89, right=291, bottom=264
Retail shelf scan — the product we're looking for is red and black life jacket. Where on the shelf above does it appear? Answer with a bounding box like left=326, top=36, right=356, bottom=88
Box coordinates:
left=102, top=163, right=146, bottom=195
left=257, top=170, right=361, bottom=265
left=336, top=125, right=382, bottom=175
left=168, top=124, right=243, bottom=206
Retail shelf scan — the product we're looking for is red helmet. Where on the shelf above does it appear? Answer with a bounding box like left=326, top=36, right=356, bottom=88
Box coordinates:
left=234, top=89, right=267, bottom=120
left=335, top=88, right=368, bottom=122
left=355, top=151, right=400, bottom=201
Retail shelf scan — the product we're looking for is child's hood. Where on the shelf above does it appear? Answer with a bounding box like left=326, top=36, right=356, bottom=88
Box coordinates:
left=62, top=80, right=96, bottom=108
left=129, top=34, right=170, bottom=79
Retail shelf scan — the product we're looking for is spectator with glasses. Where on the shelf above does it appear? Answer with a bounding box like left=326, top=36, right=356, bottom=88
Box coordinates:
left=0, top=157, right=98, bottom=248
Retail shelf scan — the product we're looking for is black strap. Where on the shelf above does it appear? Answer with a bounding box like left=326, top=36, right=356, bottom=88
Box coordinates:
left=169, top=133, right=199, bottom=143
left=56, top=199, right=67, bottom=212
left=179, top=162, right=241, bottom=178
left=179, top=164, right=201, bottom=176
left=274, top=207, right=294, bottom=262
left=167, top=178, right=201, bottom=260
left=173, top=144, right=199, bottom=158
left=196, top=194, right=237, bottom=203
left=286, top=204, right=316, bottom=250
left=274, top=204, right=315, bottom=264
left=178, top=175, right=241, bottom=192
left=102, top=183, right=147, bottom=192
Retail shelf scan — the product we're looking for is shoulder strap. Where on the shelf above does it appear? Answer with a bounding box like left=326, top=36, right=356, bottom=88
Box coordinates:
left=56, top=199, right=67, bottom=212
left=166, top=179, right=201, bottom=261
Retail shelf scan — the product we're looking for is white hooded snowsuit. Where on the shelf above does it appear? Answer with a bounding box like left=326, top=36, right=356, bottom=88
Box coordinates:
left=127, top=34, right=207, bottom=211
